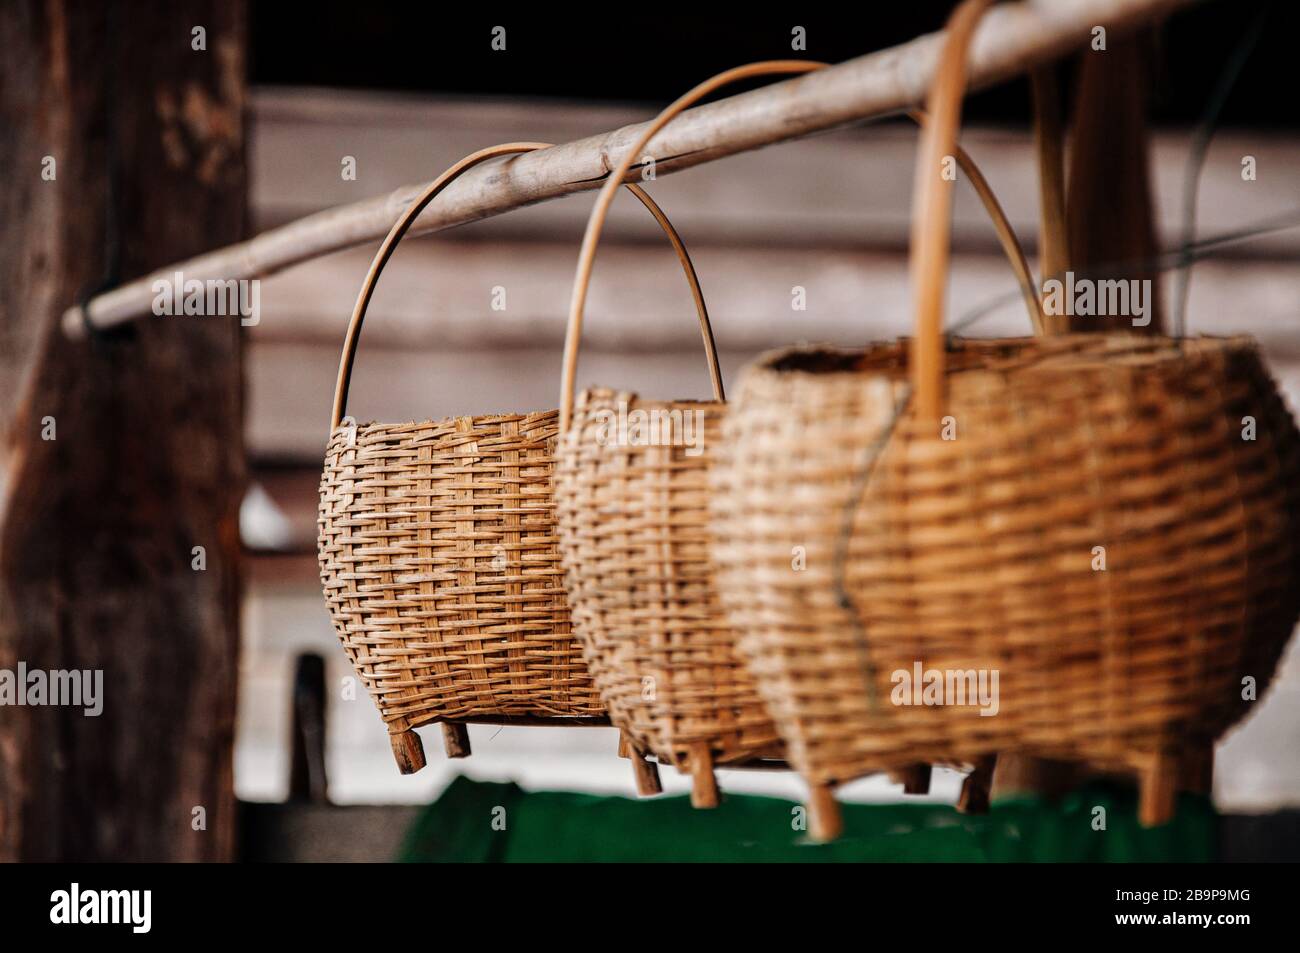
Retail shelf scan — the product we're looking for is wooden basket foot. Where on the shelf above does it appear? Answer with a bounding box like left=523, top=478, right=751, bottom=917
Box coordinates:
left=807, top=784, right=843, bottom=842
left=956, top=756, right=997, bottom=815
left=441, top=723, right=472, bottom=759
left=616, top=731, right=662, bottom=795
left=890, top=763, right=932, bottom=796
left=390, top=728, right=426, bottom=774
left=688, top=742, right=719, bottom=809
left=1138, top=752, right=1179, bottom=827
left=630, top=749, right=663, bottom=797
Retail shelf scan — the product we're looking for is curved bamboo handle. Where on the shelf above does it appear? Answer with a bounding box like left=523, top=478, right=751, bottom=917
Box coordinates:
left=910, top=0, right=996, bottom=420
left=560, top=51, right=1038, bottom=429
left=330, top=142, right=719, bottom=429
left=908, top=109, right=1043, bottom=337
left=561, top=62, right=816, bottom=430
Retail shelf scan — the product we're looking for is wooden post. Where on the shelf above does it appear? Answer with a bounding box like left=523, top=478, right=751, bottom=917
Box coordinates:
left=1066, top=32, right=1165, bottom=332
left=1031, top=65, right=1070, bottom=335
left=0, top=0, right=247, bottom=861
left=288, top=654, right=328, bottom=804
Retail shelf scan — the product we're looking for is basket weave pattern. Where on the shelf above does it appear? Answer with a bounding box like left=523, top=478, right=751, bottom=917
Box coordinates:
left=318, top=411, right=604, bottom=728
left=712, top=334, right=1300, bottom=786
left=555, top=388, right=782, bottom=767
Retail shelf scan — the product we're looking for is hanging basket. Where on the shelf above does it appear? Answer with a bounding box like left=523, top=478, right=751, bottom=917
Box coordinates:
left=716, top=335, right=1300, bottom=824
left=556, top=388, right=783, bottom=805
left=711, top=0, right=1300, bottom=839
left=551, top=54, right=1040, bottom=807
left=550, top=67, right=827, bottom=807
left=317, top=142, right=717, bottom=775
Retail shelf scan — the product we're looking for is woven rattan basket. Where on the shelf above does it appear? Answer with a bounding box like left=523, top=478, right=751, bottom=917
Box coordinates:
left=318, top=142, right=719, bottom=775
left=552, top=69, right=800, bottom=807
left=551, top=58, right=1042, bottom=807
left=711, top=0, right=1300, bottom=839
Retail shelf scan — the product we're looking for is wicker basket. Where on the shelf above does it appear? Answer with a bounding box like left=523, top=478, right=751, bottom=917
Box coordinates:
left=551, top=55, right=1042, bottom=807
left=556, top=389, right=784, bottom=805
left=318, top=142, right=719, bottom=775
left=711, top=1, right=1300, bottom=839
left=551, top=68, right=813, bottom=807
left=715, top=336, right=1300, bottom=830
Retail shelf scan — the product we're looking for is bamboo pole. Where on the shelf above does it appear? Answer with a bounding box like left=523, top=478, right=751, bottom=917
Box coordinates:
left=63, top=0, right=1195, bottom=339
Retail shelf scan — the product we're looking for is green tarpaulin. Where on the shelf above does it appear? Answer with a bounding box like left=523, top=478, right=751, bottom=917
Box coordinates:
left=399, top=775, right=1216, bottom=862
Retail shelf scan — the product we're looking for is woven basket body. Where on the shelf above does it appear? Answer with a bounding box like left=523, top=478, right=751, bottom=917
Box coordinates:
left=712, top=333, right=1300, bottom=787
left=555, top=388, right=783, bottom=768
left=319, top=411, right=605, bottom=731
left=316, top=143, right=725, bottom=768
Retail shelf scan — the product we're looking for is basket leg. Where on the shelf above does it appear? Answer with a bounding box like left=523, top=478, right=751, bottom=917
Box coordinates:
left=890, top=763, right=932, bottom=795
left=807, top=784, right=843, bottom=842
left=956, top=755, right=997, bottom=815
left=390, top=728, right=427, bottom=775
left=629, top=748, right=663, bottom=797
left=1138, top=752, right=1179, bottom=827
left=688, top=742, right=720, bottom=809
left=441, top=723, right=472, bottom=759
left=616, top=731, right=661, bottom=794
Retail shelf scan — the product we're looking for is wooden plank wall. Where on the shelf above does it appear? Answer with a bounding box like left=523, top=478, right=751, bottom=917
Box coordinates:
left=245, top=89, right=1300, bottom=460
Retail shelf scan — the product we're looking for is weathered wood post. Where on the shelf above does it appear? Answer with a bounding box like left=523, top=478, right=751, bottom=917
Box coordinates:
left=0, top=0, right=247, bottom=861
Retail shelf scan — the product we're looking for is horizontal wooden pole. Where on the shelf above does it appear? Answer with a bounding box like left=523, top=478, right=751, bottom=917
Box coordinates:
left=63, top=0, right=1195, bottom=338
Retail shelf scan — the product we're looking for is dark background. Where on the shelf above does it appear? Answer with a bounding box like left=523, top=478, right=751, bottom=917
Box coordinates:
left=251, top=1, right=1295, bottom=127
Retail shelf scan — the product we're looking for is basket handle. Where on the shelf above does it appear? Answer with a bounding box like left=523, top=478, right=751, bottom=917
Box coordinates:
left=330, top=142, right=720, bottom=429
left=560, top=54, right=1039, bottom=430
left=910, top=0, right=996, bottom=420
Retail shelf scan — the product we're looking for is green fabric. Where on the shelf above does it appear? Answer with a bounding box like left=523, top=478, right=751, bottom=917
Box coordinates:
left=398, top=775, right=1216, bottom=862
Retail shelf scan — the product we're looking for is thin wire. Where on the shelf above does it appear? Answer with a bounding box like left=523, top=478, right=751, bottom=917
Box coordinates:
left=1173, top=0, right=1273, bottom=341
left=832, top=385, right=913, bottom=710
left=949, top=206, right=1300, bottom=336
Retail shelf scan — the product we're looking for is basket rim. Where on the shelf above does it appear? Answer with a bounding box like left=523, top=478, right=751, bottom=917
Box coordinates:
left=746, top=332, right=1261, bottom=382
left=329, top=407, right=558, bottom=435
left=574, top=386, right=726, bottom=411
